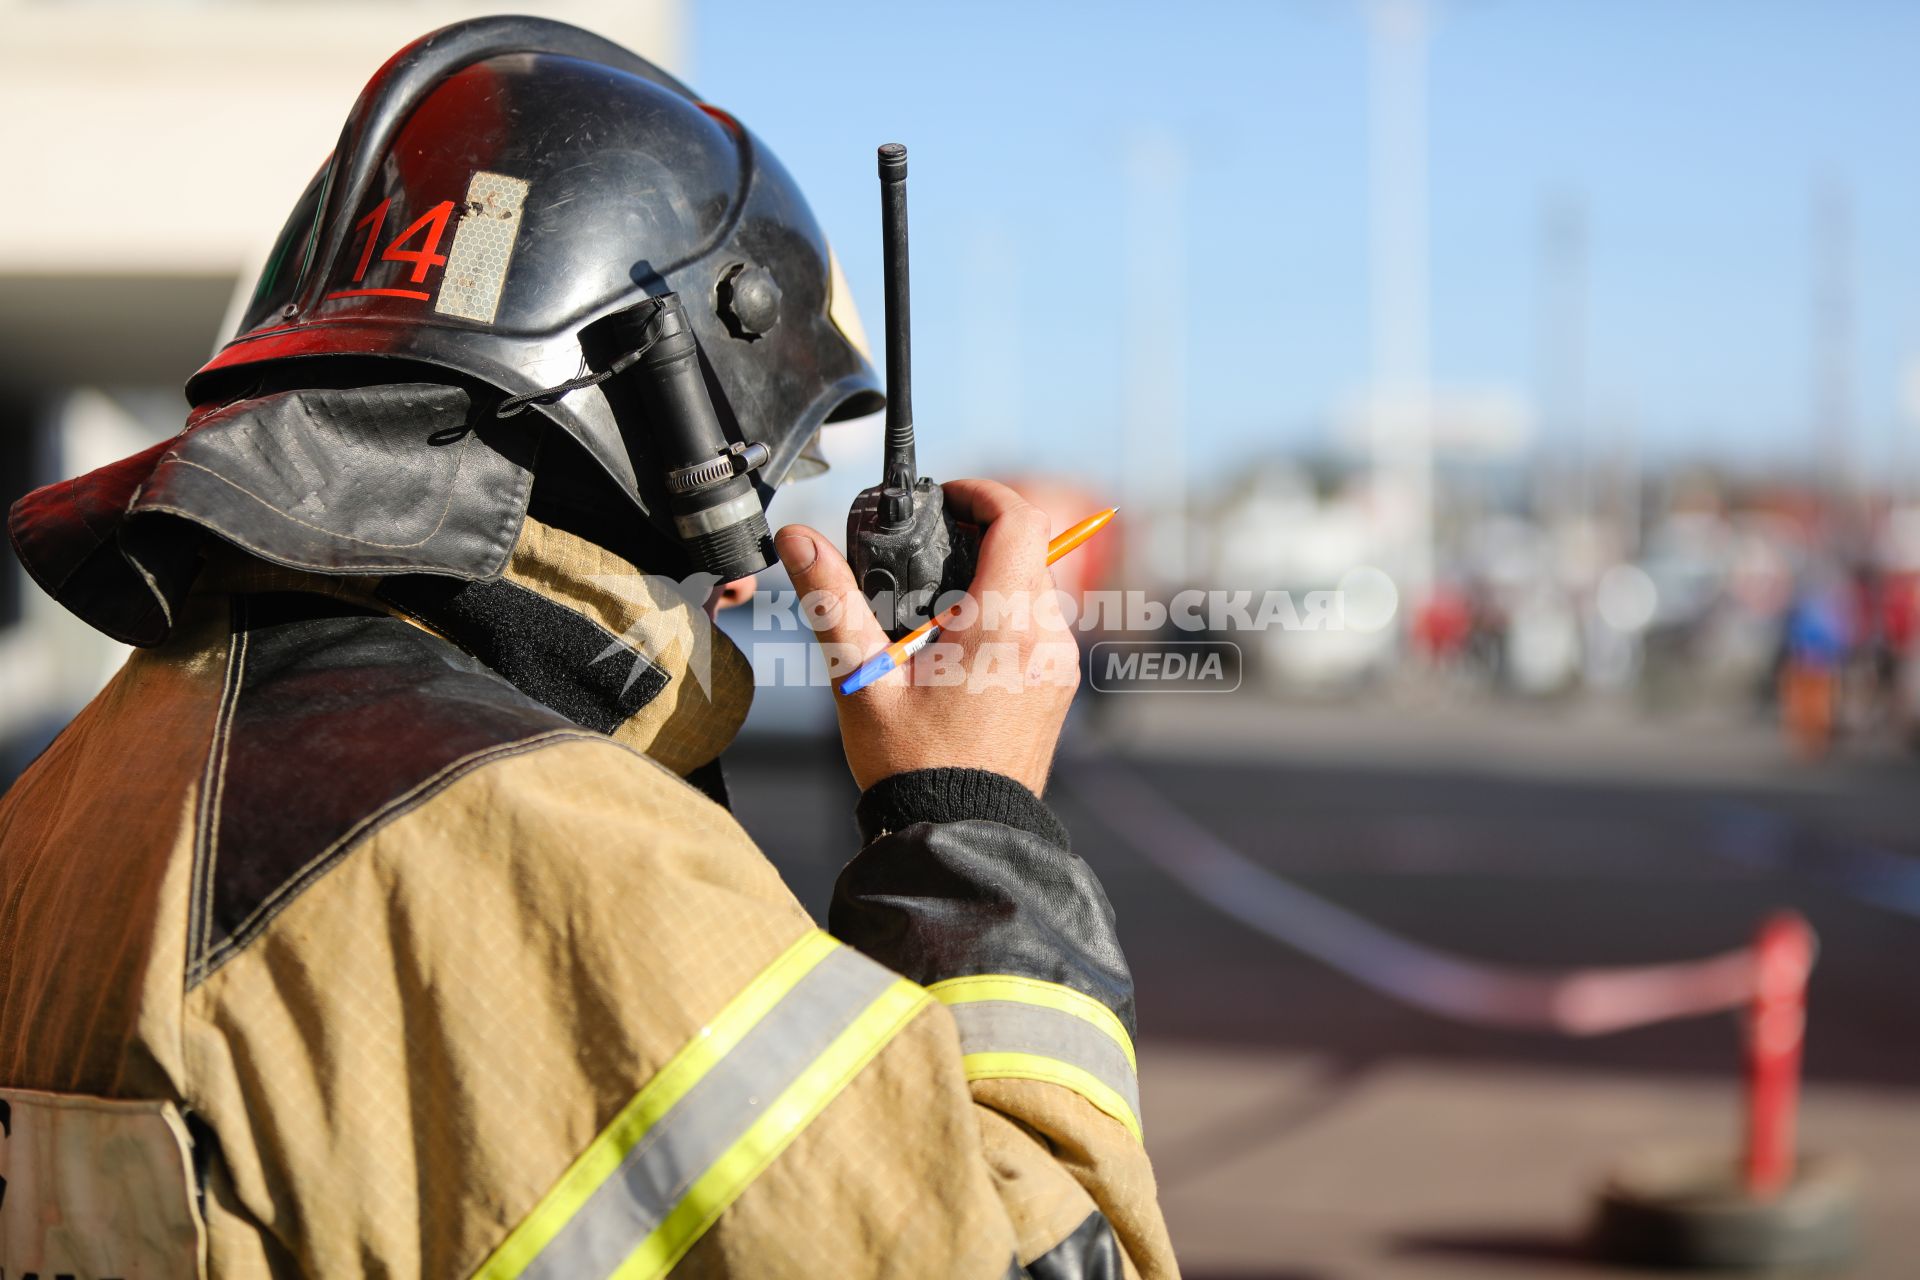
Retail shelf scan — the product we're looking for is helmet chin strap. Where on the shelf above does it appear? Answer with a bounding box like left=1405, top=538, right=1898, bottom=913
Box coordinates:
left=491, top=296, right=668, bottom=420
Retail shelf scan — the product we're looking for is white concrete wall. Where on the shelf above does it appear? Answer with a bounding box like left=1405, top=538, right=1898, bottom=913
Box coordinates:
left=0, top=1, right=685, bottom=276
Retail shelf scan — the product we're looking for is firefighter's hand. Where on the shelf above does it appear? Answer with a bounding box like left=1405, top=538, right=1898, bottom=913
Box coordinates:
left=776, top=479, right=1080, bottom=795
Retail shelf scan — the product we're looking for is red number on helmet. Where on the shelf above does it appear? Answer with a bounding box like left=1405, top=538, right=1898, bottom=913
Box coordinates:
left=382, top=201, right=456, bottom=284
left=349, top=198, right=393, bottom=283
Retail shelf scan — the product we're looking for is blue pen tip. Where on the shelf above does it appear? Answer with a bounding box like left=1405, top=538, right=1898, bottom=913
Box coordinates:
left=837, top=656, right=892, bottom=697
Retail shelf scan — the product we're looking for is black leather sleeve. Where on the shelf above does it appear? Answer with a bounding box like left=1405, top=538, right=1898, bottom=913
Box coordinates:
left=1026, top=1211, right=1125, bottom=1280
left=828, top=768, right=1136, bottom=1038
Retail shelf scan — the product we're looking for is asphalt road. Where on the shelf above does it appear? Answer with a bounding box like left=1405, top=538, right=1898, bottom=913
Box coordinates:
left=724, top=694, right=1920, bottom=1279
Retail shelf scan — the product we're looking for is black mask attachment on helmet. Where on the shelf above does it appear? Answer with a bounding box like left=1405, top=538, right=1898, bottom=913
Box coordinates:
left=573, top=294, right=775, bottom=582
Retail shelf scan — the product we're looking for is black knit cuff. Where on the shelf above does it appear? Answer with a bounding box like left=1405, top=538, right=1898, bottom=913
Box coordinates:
left=856, top=768, right=1070, bottom=851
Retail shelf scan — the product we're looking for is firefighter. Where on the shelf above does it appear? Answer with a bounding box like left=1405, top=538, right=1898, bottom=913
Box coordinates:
left=0, top=15, right=1175, bottom=1280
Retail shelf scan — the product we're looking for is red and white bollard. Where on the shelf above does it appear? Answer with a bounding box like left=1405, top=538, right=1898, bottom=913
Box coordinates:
left=1743, top=912, right=1814, bottom=1201
left=1591, top=910, right=1860, bottom=1271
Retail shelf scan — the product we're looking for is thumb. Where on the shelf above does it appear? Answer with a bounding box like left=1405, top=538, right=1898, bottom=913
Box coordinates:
left=775, top=525, right=889, bottom=659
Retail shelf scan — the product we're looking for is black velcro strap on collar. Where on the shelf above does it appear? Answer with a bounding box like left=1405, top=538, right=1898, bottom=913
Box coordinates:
left=378, top=575, right=668, bottom=735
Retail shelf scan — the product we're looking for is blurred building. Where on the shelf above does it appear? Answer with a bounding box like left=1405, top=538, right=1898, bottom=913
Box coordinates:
left=0, top=0, right=683, bottom=774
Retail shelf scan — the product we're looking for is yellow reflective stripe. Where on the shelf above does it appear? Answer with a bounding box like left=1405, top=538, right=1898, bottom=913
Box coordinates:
left=961, top=1051, right=1145, bottom=1143
left=613, top=978, right=931, bottom=1280
left=926, top=974, right=1136, bottom=1070
left=471, top=929, right=841, bottom=1280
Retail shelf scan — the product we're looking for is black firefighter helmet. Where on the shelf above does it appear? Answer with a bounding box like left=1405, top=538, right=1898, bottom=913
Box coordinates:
left=190, top=15, right=882, bottom=579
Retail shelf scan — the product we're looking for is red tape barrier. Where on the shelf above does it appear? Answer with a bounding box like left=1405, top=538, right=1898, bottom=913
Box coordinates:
left=1066, top=760, right=1815, bottom=1187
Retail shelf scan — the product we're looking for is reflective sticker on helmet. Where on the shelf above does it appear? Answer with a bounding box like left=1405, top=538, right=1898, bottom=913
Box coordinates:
left=435, top=171, right=530, bottom=324
left=826, top=245, right=873, bottom=362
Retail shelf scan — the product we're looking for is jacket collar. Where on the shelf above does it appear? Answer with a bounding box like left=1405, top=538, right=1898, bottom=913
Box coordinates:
left=203, top=514, right=753, bottom=776
left=446, top=515, right=755, bottom=775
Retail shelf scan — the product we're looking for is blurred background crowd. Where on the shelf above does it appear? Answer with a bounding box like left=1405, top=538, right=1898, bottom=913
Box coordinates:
left=3, top=2, right=1917, bottom=1276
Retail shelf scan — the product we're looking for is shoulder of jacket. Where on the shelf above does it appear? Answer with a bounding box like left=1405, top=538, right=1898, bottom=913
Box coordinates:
left=184, top=593, right=613, bottom=986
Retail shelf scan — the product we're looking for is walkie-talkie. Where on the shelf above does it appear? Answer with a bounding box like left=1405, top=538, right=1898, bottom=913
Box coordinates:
left=847, top=143, right=979, bottom=638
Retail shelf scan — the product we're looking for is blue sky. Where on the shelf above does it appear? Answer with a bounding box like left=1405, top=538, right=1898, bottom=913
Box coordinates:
left=690, top=1, right=1920, bottom=483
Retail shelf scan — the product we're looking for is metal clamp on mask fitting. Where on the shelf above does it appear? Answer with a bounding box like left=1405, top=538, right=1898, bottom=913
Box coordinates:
left=581, top=294, right=775, bottom=582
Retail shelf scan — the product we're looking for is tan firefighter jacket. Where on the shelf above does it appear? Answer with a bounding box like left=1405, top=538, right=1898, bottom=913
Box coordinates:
left=0, top=382, right=1177, bottom=1279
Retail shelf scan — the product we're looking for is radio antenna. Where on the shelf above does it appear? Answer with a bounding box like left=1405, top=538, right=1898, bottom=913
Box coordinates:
left=877, top=142, right=914, bottom=525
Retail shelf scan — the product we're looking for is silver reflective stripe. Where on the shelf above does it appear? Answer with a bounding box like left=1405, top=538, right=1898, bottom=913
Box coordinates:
left=436, top=171, right=529, bottom=324
left=948, top=1000, right=1141, bottom=1123
left=518, top=945, right=896, bottom=1280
